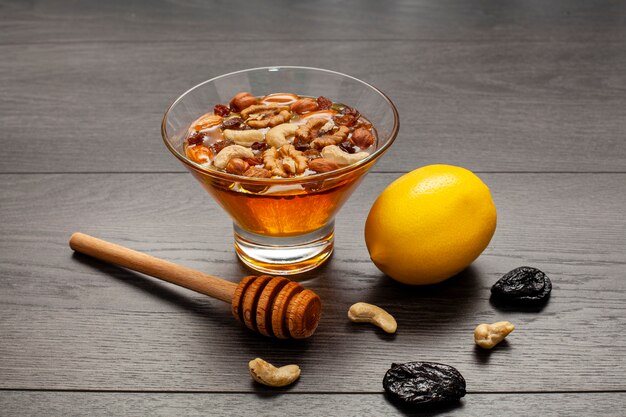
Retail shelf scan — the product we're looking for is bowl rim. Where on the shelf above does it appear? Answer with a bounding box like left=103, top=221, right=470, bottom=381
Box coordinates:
left=161, top=66, right=399, bottom=184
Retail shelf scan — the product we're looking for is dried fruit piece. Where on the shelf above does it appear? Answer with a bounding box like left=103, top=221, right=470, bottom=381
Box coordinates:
left=333, top=106, right=361, bottom=127
left=383, top=362, right=466, bottom=406
left=222, top=117, right=247, bottom=130
left=491, top=267, right=552, bottom=304
left=213, top=104, right=230, bottom=117
left=187, top=131, right=205, bottom=146
left=339, top=141, right=356, bottom=154
left=209, top=139, right=234, bottom=156
left=316, top=96, right=333, bottom=110
left=185, top=145, right=212, bottom=164
left=251, top=141, right=268, bottom=152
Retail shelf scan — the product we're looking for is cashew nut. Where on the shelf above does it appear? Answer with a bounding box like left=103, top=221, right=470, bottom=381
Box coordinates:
left=266, top=123, right=299, bottom=148
left=474, top=321, right=515, bottom=349
left=321, top=145, right=370, bottom=166
left=213, top=145, right=254, bottom=169
left=223, top=129, right=264, bottom=147
left=348, top=302, right=397, bottom=333
left=248, top=358, right=301, bottom=387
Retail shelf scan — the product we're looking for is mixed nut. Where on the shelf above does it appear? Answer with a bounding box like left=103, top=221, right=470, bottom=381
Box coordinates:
left=184, top=92, right=376, bottom=178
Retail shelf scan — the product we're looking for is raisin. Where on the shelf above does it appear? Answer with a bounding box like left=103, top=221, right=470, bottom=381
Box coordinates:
left=333, top=107, right=361, bottom=127
left=213, top=104, right=230, bottom=117
left=251, top=141, right=268, bottom=152
left=491, top=266, right=552, bottom=304
left=339, top=141, right=356, bottom=154
left=187, top=132, right=205, bottom=146
left=316, top=96, right=333, bottom=110
left=383, top=362, right=466, bottom=407
left=209, top=139, right=234, bottom=155
left=222, top=117, right=246, bottom=130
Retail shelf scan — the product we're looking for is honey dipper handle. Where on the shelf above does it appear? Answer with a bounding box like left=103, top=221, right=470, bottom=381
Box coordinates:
left=69, top=232, right=237, bottom=303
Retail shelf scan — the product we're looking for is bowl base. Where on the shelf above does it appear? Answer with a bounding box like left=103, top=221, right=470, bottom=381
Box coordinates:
left=233, top=222, right=334, bottom=275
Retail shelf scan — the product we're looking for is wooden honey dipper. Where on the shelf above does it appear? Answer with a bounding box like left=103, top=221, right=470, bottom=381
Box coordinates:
left=69, top=233, right=321, bottom=339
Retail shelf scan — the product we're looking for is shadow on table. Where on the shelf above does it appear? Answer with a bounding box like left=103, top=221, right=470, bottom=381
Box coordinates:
left=383, top=394, right=465, bottom=416
left=473, top=339, right=510, bottom=364
left=71, top=252, right=231, bottom=325
left=351, top=266, right=484, bottom=330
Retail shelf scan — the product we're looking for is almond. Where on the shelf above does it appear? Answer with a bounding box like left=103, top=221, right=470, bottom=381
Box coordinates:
left=290, top=98, right=319, bottom=114
left=309, top=158, right=340, bottom=173
left=229, top=92, right=258, bottom=112
left=244, top=167, right=272, bottom=178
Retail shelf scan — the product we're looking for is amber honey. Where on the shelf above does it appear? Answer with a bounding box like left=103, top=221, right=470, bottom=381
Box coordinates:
left=191, top=166, right=369, bottom=237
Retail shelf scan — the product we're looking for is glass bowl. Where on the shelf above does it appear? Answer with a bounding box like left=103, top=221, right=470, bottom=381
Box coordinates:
left=162, top=66, right=398, bottom=275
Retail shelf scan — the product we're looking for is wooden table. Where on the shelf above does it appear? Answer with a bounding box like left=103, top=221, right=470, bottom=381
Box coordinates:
left=1, top=1, right=625, bottom=415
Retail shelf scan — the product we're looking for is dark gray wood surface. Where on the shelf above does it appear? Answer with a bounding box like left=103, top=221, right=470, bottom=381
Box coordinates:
left=2, top=392, right=626, bottom=417
left=1, top=0, right=625, bottom=415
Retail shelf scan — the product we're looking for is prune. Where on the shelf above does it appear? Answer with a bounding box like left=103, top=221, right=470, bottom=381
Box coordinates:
left=214, top=104, right=230, bottom=117
left=316, top=96, right=333, bottom=110
left=383, top=362, right=466, bottom=406
left=491, top=266, right=552, bottom=304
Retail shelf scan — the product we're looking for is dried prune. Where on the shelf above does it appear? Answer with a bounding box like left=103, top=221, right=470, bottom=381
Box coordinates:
left=383, top=362, right=466, bottom=406
left=214, top=104, right=230, bottom=117
left=491, top=266, right=552, bottom=304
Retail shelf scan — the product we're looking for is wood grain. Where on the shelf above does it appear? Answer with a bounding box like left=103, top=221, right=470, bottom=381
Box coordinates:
left=0, top=40, right=625, bottom=173
left=1, top=0, right=624, bottom=43
left=1, top=392, right=625, bottom=416
left=0, top=173, right=624, bottom=391
left=2, top=0, right=626, bottom=413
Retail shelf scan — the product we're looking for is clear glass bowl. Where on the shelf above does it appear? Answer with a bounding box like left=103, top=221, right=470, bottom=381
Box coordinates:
left=162, top=66, right=399, bottom=275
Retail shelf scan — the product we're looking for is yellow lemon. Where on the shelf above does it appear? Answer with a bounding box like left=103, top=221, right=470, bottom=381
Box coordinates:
left=365, top=165, right=496, bottom=285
